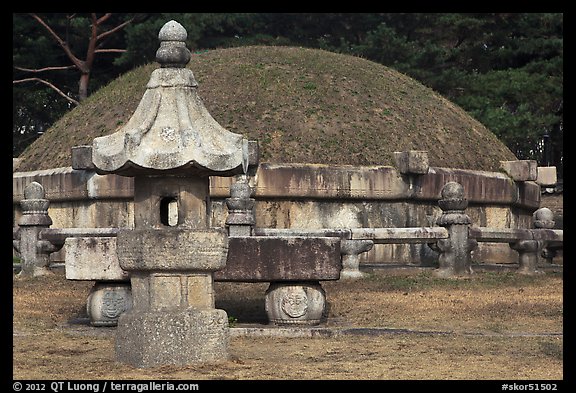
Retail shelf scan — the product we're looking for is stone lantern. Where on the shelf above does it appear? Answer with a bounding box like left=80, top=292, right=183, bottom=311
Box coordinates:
left=88, top=20, right=257, bottom=367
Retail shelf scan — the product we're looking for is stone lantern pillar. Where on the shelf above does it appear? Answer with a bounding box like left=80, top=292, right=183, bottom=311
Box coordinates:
left=88, top=20, right=257, bottom=367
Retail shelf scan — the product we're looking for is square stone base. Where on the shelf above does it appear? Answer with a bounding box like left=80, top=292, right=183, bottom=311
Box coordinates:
left=115, top=308, right=229, bottom=367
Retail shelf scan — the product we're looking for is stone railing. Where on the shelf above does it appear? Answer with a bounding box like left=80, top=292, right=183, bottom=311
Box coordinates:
left=469, top=208, right=563, bottom=275
left=13, top=180, right=563, bottom=327
left=14, top=153, right=554, bottom=267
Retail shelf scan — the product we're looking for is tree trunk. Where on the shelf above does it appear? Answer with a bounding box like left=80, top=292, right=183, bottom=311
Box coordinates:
left=79, top=72, right=90, bottom=102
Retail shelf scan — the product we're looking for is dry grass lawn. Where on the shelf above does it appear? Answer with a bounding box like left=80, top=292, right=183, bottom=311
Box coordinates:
left=13, top=268, right=563, bottom=381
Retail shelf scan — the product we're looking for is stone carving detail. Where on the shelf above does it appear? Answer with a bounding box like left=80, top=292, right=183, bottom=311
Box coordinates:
left=86, top=283, right=133, bottom=326
left=280, top=287, right=308, bottom=318
left=340, top=239, right=374, bottom=279
left=160, top=127, right=177, bottom=142
left=265, top=282, right=326, bottom=325
left=533, top=207, right=555, bottom=229
left=103, top=20, right=251, bottom=367
left=102, top=290, right=129, bottom=319
left=225, top=175, right=255, bottom=237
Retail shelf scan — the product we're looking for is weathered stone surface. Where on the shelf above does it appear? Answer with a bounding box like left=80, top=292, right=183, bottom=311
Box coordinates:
left=469, top=227, right=537, bottom=242
left=251, top=163, right=408, bottom=199
left=14, top=163, right=536, bottom=205
left=536, top=166, right=557, bottom=187
left=225, top=176, right=255, bottom=237
left=18, top=182, right=52, bottom=226
left=254, top=228, right=351, bottom=238
left=129, top=272, right=217, bottom=311
left=42, top=228, right=120, bottom=246
left=13, top=164, right=542, bottom=265
left=132, top=176, right=209, bottom=229
left=413, top=167, right=530, bottom=205
left=516, top=181, right=541, bottom=208
left=71, top=145, right=95, bottom=170
left=115, top=308, right=229, bottom=367
left=216, top=236, right=341, bottom=282
left=117, top=228, right=228, bottom=272
left=65, top=237, right=128, bottom=281
left=15, top=182, right=55, bottom=278
left=433, top=182, right=476, bottom=277
left=533, top=207, right=555, bottom=229
left=468, top=227, right=563, bottom=242
left=393, top=150, right=429, bottom=175
left=510, top=240, right=544, bottom=275
left=350, top=227, right=448, bottom=243
left=340, top=239, right=374, bottom=279
left=155, top=20, right=191, bottom=67
left=12, top=167, right=133, bottom=203
left=500, top=160, right=538, bottom=181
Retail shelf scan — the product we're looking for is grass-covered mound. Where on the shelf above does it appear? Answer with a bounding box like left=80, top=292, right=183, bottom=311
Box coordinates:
left=16, top=46, right=517, bottom=172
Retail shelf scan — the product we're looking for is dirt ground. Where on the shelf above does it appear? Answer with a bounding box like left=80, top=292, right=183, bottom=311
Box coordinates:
left=12, top=268, right=563, bottom=381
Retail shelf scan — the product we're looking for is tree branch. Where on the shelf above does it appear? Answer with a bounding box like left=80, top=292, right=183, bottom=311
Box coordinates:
left=95, top=13, right=112, bottom=25
left=14, top=65, right=76, bottom=73
left=13, top=77, right=80, bottom=106
left=94, top=48, right=127, bottom=54
left=28, top=13, right=85, bottom=71
left=97, top=17, right=134, bottom=41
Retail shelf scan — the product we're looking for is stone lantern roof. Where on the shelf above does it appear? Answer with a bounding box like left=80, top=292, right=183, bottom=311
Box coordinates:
left=91, top=20, right=252, bottom=177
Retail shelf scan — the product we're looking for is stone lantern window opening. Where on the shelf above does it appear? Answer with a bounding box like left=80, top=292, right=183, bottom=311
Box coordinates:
left=160, top=196, right=178, bottom=227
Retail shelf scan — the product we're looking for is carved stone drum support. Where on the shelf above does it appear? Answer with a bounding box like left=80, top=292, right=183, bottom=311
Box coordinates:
left=86, top=282, right=132, bottom=327
left=265, top=281, right=326, bottom=326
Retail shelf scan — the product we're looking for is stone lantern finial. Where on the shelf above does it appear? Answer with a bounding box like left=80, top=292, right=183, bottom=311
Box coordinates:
left=155, top=20, right=191, bottom=68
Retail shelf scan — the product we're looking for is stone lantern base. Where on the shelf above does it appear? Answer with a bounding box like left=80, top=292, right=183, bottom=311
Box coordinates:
left=115, top=308, right=229, bottom=367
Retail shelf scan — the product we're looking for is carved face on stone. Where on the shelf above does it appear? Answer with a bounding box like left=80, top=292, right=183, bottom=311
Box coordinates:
left=102, top=291, right=129, bottom=319
left=280, top=287, right=308, bottom=318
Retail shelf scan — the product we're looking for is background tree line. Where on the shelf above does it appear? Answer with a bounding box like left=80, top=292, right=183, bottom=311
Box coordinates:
left=13, top=13, right=563, bottom=177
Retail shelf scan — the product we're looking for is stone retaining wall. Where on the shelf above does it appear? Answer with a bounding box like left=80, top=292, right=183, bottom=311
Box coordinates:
left=13, top=162, right=546, bottom=265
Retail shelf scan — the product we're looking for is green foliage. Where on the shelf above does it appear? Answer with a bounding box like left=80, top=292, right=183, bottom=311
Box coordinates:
left=456, top=69, right=562, bottom=160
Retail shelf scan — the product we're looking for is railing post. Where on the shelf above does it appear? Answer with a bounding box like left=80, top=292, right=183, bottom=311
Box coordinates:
left=13, top=182, right=58, bottom=278
left=225, top=175, right=255, bottom=237
left=533, top=207, right=558, bottom=265
left=340, top=239, right=374, bottom=279
left=433, top=182, right=477, bottom=277
left=510, top=207, right=554, bottom=275
left=509, top=240, right=543, bottom=275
